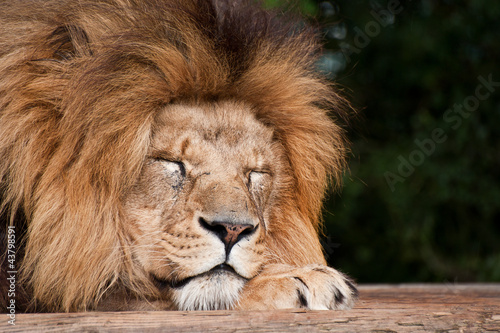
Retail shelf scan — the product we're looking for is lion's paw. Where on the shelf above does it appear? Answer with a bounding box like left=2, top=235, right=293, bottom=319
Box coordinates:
left=236, top=264, right=357, bottom=310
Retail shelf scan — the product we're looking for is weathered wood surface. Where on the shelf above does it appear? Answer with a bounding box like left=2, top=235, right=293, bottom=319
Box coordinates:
left=3, top=284, right=499, bottom=332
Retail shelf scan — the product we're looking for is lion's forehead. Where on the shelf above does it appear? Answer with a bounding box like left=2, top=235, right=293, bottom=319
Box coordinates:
left=151, top=101, right=275, bottom=167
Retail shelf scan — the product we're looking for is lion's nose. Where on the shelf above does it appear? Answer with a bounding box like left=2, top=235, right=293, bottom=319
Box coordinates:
left=200, top=217, right=257, bottom=255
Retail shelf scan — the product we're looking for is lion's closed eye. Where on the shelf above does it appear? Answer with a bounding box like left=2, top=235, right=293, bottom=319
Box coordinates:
left=155, top=159, right=186, bottom=189
left=247, top=170, right=270, bottom=189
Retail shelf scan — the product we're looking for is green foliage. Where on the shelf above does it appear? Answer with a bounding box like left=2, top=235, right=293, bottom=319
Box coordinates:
left=263, top=0, right=318, bottom=15
left=271, top=0, right=500, bottom=282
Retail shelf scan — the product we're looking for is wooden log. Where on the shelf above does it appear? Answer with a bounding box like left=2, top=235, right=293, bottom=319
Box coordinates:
left=3, top=284, right=500, bottom=332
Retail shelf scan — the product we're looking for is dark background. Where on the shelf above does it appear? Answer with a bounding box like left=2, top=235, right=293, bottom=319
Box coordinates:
left=266, top=0, right=500, bottom=283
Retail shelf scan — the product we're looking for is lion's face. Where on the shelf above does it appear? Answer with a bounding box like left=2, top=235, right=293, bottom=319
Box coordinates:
left=123, top=101, right=286, bottom=310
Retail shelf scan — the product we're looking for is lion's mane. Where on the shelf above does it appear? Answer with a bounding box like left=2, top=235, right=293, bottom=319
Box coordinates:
left=0, top=0, right=349, bottom=311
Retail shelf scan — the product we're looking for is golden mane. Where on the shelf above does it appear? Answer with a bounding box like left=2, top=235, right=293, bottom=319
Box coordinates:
left=0, top=0, right=349, bottom=311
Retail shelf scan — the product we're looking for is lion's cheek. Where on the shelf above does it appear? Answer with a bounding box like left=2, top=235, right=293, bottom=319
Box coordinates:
left=142, top=234, right=227, bottom=279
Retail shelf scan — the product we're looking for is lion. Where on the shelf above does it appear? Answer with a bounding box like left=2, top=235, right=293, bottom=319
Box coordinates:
left=0, top=0, right=357, bottom=312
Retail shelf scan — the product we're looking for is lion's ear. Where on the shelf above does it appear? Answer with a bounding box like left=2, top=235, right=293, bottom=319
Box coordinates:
left=48, top=25, right=92, bottom=61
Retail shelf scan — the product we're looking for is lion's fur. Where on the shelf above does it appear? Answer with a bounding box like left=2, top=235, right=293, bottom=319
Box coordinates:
left=0, top=0, right=350, bottom=312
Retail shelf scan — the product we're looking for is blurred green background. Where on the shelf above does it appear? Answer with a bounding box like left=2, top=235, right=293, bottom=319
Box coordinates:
left=265, top=0, right=500, bottom=283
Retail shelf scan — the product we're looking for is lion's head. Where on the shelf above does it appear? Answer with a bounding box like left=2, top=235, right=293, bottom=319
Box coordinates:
left=0, top=0, right=350, bottom=312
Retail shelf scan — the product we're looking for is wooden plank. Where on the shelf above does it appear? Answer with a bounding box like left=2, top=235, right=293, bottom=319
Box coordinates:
left=2, top=284, right=500, bottom=332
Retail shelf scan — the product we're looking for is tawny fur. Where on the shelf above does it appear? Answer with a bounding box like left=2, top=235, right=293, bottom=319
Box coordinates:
left=0, top=0, right=352, bottom=312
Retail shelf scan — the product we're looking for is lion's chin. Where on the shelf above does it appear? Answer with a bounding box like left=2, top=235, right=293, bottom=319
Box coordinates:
left=170, top=265, right=247, bottom=311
